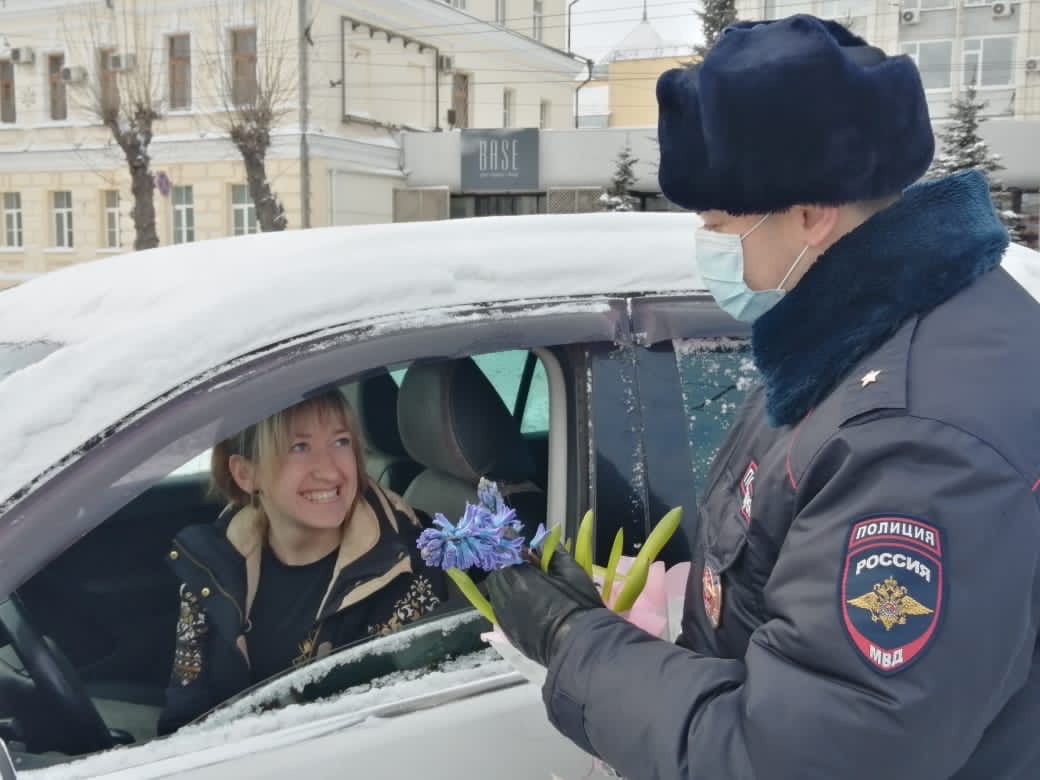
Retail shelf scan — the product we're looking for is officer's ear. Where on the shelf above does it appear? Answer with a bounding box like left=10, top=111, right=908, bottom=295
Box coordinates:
left=793, top=204, right=841, bottom=249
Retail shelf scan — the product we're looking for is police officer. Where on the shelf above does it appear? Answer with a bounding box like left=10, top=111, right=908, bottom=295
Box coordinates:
left=486, top=14, right=1040, bottom=779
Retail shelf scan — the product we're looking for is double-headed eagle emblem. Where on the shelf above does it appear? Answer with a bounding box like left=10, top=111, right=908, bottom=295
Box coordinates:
left=847, top=576, right=933, bottom=630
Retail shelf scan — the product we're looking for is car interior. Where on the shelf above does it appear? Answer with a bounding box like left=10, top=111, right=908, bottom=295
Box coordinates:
left=0, top=349, right=553, bottom=761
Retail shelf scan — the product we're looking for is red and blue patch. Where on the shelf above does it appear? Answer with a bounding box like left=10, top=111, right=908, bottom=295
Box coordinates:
left=841, top=515, right=943, bottom=675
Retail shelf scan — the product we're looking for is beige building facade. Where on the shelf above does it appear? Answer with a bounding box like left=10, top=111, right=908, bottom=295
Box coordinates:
left=0, top=0, right=582, bottom=288
left=577, top=17, right=696, bottom=129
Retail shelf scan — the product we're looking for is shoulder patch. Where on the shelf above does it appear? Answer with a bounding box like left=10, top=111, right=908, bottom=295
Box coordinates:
left=841, top=515, right=943, bottom=675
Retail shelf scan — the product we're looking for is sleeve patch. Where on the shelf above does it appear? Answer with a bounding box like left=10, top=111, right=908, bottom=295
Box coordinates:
left=841, top=515, right=943, bottom=675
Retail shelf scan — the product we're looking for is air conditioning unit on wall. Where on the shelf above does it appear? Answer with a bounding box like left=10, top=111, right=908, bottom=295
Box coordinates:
left=991, top=1, right=1013, bottom=17
left=10, top=47, right=34, bottom=65
left=900, top=8, right=920, bottom=25
left=1026, top=56, right=1039, bottom=74
left=60, top=65, right=88, bottom=84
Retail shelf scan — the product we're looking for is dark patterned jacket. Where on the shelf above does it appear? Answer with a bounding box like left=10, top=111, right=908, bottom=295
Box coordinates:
left=156, top=483, right=446, bottom=735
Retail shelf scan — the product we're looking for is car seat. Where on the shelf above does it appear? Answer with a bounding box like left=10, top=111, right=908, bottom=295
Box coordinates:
left=396, top=357, right=545, bottom=539
left=341, top=371, right=423, bottom=496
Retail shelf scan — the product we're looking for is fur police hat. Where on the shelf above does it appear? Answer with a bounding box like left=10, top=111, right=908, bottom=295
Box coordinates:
left=657, top=15, right=934, bottom=214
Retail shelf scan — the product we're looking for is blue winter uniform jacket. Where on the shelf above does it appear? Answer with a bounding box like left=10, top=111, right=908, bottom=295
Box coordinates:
left=542, top=171, right=1040, bottom=779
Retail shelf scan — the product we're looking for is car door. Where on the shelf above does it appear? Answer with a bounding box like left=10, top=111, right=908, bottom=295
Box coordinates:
left=2, top=295, right=635, bottom=777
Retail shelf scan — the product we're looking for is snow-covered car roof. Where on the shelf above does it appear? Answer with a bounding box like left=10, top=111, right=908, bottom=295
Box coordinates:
left=0, top=212, right=1037, bottom=509
left=0, top=212, right=705, bottom=506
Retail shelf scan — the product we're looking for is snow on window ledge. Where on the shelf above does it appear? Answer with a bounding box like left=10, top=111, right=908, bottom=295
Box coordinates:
left=23, top=611, right=509, bottom=779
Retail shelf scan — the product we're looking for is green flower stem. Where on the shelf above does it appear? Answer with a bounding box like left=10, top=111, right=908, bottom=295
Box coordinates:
left=612, top=507, right=683, bottom=613
left=540, top=525, right=563, bottom=572
left=447, top=568, right=496, bottom=624
left=574, top=509, right=595, bottom=578
left=600, top=528, right=625, bottom=605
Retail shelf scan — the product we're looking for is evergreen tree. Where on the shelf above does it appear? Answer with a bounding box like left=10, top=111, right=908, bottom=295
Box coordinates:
left=928, top=83, right=1025, bottom=242
left=600, top=146, right=639, bottom=212
left=695, top=0, right=738, bottom=57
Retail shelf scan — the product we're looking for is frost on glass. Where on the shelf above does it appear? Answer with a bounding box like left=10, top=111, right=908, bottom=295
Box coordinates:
left=201, top=608, right=489, bottom=727
left=673, top=338, right=759, bottom=499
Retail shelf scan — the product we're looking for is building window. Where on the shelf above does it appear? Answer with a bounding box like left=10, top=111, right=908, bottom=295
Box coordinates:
left=901, top=0, right=954, bottom=8
left=902, top=40, right=953, bottom=91
left=49, top=54, right=67, bottom=120
left=98, top=48, right=119, bottom=118
left=495, top=0, right=507, bottom=24
left=817, top=0, right=869, bottom=20
left=52, top=191, right=73, bottom=248
left=503, top=88, right=514, bottom=128
left=103, top=190, right=121, bottom=248
left=533, top=0, right=544, bottom=41
left=231, top=184, right=258, bottom=236
left=539, top=99, right=550, bottom=129
left=443, top=0, right=466, bottom=7
left=3, top=193, right=22, bottom=248
left=172, top=185, right=195, bottom=244
left=169, top=34, right=191, bottom=110
left=451, top=72, right=470, bottom=129
left=0, top=61, right=15, bottom=124
left=231, top=28, right=257, bottom=106
left=963, top=37, right=1015, bottom=89
left=450, top=194, right=546, bottom=219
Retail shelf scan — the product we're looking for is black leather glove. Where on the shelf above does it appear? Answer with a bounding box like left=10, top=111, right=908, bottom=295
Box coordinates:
left=485, top=548, right=605, bottom=667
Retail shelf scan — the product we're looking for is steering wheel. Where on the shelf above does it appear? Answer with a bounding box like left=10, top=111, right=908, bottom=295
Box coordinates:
left=0, top=595, right=115, bottom=755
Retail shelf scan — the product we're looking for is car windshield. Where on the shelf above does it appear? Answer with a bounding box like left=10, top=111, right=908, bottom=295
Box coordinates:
left=0, top=341, right=62, bottom=383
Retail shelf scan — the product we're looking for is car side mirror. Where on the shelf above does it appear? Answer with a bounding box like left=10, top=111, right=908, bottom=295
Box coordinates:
left=0, top=739, right=16, bottom=780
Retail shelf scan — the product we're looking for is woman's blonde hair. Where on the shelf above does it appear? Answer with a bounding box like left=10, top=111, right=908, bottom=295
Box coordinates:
left=210, top=389, right=368, bottom=507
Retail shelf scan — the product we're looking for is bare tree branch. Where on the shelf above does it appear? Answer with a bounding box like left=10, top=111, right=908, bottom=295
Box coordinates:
left=202, top=0, right=294, bottom=231
left=64, top=0, right=162, bottom=250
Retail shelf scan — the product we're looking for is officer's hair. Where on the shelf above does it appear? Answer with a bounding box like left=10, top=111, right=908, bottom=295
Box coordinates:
left=210, top=389, right=369, bottom=508
left=853, top=193, right=901, bottom=218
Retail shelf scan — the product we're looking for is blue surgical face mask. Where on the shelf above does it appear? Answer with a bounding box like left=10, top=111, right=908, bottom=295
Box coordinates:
left=695, top=215, right=809, bottom=323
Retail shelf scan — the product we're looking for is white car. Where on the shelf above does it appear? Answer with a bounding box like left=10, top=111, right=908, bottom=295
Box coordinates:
left=0, top=213, right=1036, bottom=780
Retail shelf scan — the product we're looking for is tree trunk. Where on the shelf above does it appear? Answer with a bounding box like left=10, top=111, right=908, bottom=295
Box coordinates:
left=128, top=151, right=159, bottom=250
left=241, top=146, right=287, bottom=232
left=107, top=111, right=159, bottom=251
left=232, top=121, right=287, bottom=232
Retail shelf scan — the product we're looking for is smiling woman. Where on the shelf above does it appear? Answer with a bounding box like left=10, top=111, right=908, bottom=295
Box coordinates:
left=156, top=390, right=450, bottom=736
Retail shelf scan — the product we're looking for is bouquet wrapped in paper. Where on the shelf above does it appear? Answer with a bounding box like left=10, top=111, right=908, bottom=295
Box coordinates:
left=417, top=478, right=686, bottom=685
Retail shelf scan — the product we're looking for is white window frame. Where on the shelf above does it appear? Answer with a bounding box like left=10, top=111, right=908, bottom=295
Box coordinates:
left=52, top=190, right=73, bottom=249
left=2, top=192, right=22, bottom=248
left=533, top=0, right=544, bottom=41
left=103, top=190, right=121, bottom=249
left=503, top=88, right=514, bottom=128
left=495, top=0, right=507, bottom=24
left=902, top=39, right=954, bottom=91
left=231, top=183, right=258, bottom=236
left=962, top=36, right=1016, bottom=89
left=172, top=185, right=195, bottom=244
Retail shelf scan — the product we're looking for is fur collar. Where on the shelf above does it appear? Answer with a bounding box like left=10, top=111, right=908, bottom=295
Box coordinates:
left=751, top=170, right=1009, bottom=427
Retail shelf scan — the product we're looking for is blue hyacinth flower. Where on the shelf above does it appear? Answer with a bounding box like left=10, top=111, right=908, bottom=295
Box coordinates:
left=529, top=523, right=550, bottom=552
left=417, top=480, right=528, bottom=572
